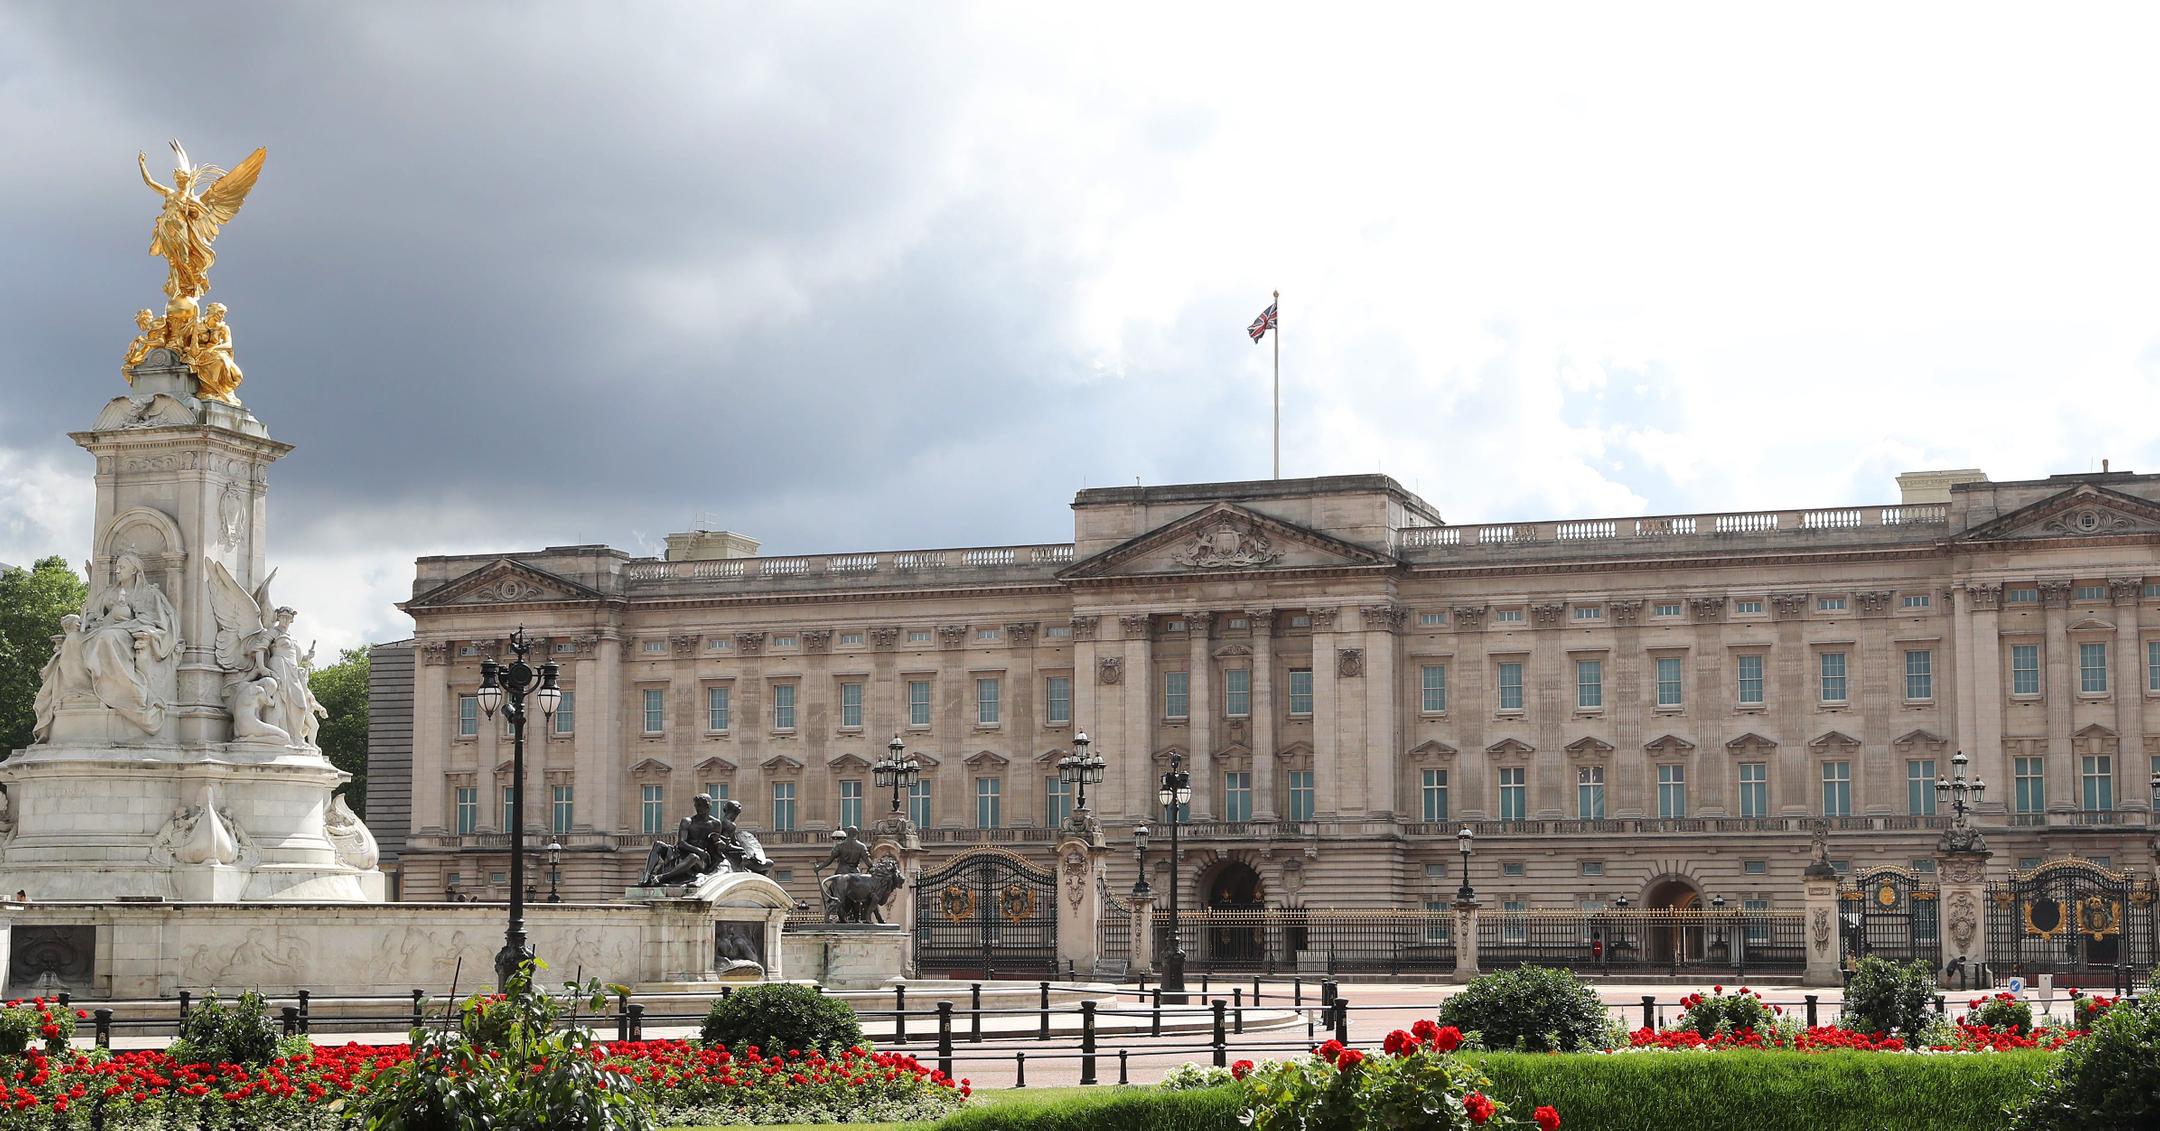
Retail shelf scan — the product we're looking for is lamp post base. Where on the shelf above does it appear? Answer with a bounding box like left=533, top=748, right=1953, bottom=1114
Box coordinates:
left=1161, top=951, right=1188, bottom=1004
left=494, top=939, right=536, bottom=991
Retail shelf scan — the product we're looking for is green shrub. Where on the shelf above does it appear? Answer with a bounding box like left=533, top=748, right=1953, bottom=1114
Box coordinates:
left=167, top=989, right=281, bottom=1067
left=0, top=996, right=73, bottom=1056
left=1966, top=992, right=2034, bottom=1035
left=936, top=1085, right=1243, bottom=1131
left=1474, top=1050, right=2050, bottom=1131
left=2011, top=993, right=2160, bottom=1131
left=1437, top=966, right=1610, bottom=1052
left=1840, top=956, right=1938, bottom=1039
left=1675, top=985, right=1783, bottom=1037
left=699, top=982, right=863, bottom=1055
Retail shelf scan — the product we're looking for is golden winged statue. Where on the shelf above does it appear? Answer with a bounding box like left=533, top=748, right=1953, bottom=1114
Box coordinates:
left=138, top=140, right=266, bottom=302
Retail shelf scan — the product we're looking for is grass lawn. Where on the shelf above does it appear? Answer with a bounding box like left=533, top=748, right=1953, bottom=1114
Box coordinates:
left=666, top=1086, right=1102, bottom=1131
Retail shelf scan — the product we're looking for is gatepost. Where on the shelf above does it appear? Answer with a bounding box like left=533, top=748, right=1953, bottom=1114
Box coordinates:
left=1452, top=898, right=1480, bottom=982
left=1130, top=887, right=1156, bottom=975
left=1802, top=823, right=1842, bottom=986
left=1936, top=832, right=1992, bottom=988
left=872, top=815, right=925, bottom=974
left=1055, top=835, right=1109, bottom=977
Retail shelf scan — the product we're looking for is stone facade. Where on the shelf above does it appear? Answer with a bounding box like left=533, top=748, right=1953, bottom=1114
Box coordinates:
left=393, top=471, right=2160, bottom=917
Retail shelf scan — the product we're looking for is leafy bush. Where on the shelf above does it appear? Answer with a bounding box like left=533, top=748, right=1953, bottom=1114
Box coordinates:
left=1437, top=966, right=1610, bottom=1052
left=937, top=1084, right=1243, bottom=1131
left=699, top=982, right=863, bottom=1056
left=1243, top=1025, right=1561, bottom=1130
left=1676, top=985, right=1784, bottom=1037
left=2011, top=993, right=2160, bottom=1131
left=167, top=989, right=281, bottom=1067
left=0, top=997, right=75, bottom=1056
left=1160, top=1063, right=1242, bottom=1091
left=2070, top=992, right=2122, bottom=1031
left=1840, top=956, right=1938, bottom=1039
left=1475, top=1049, right=2050, bottom=1131
left=348, top=958, right=653, bottom=1131
left=1965, top=992, right=2034, bottom=1035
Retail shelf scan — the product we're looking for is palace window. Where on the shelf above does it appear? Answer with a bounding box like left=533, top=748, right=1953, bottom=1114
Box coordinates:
left=706, top=686, right=730, bottom=731
left=1655, top=603, right=1683, bottom=618
left=1419, top=611, right=1447, bottom=626
left=1286, top=770, right=1315, bottom=821
left=1288, top=669, right=1314, bottom=716
left=1656, top=765, right=1686, bottom=819
left=2148, top=642, right=2160, bottom=693
left=908, top=680, right=932, bottom=727
left=1223, top=771, right=1253, bottom=821
left=1736, top=654, right=1765, bottom=705
left=1497, top=767, right=1527, bottom=821
left=1819, top=652, right=1848, bottom=703
left=2011, top=645, right=2040, bottom=696
left=2006, top=587, right=2039, bottom=604
left=1495, top=608, right=1525, bottom=623
left=1163, top=671, right=1189, bottom=719
left=1576, top=660, right=1603, bottom=709
left=1734, top=600, right=1765, bottom=615
left=976, top=627, right=1001, bottom=642
left=2080, top=643, right=2109, bottom=693
left=840, top=682, right=863, bottom=729
left=1045, top=676, right=1072, bottom=725
left=2082, top=756, right=2114, bottom=811
left=458, top=695, right=479, bottom=737
left=976, top=677, right=1000, bottom=725
left=1046, top=777, right=1072, bottom=827
left=2077, top=585, right=2108, bottom=603
left=1224, top=669, right=1251, bottom=718
left=1421, top=769, right=1448, bottom=821
left=908, top=780, right=931, bottom=828
left=641, top=784, right=665, bottom=834
left=642, top=640, right=667, bottom=654
left=1497, top=662, right=1524, bottom=711
left=975, top=777, right=1001, bottom=828
left=547, top=691, right=574, bottom=735
left=1817, top=596, right=1847, bottom=612
left=1905, top=650, right=1933, bottom=701
left=1421, top=665, right=1447, bottom=713
left=706, top=637, right=732, bottom=652
left=1655, top=657, right=1683, bottom=707
left=839, top=779, right=863, bottom=831
left=1821, top=761, right=1852, bottom=817
left=551, top=785, right=574, bottom=834
left=453, top=787, right=477, bottom=835
left=701, top=781, right=730, bottom=805
left=1577, top=765, right=1605, bottom=819
left=642, top=688, right=665, bottom=734
left=501, top=785, right=515, bottom=829
left=773, top=684, right=797, bottom=730
left=772, top=782, right=798, bottom=831
left=1572, top=606, right=1602, bottom=621
left=840, top=631, right=865, bottom=647
left=1738, top=762, right=1768, bottom=819
left=2014, top=757, right=2045, bottom=814
left=1902, top=594, right=1931, bottom=609
left=908, top=629, right=933, bottom=644
left=1743, top=860, right=1768, bottom=875
left=1907, top=759, right=1937, bottom=816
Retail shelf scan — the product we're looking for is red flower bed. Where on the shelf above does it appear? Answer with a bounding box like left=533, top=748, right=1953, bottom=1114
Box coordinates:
left=1627, top=1022, right=2083, bottom=1053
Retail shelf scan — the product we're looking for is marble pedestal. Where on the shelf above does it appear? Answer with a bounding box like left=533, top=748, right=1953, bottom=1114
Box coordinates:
left=781, top=924, right=908, bottom=990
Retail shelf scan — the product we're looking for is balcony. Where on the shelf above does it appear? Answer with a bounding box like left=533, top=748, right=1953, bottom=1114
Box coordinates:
left=620, top=542, right=1076, bottom=593
left=1395, top=502, right=1948, bottom=566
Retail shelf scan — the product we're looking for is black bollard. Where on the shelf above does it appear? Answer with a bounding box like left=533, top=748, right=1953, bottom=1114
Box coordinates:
left=178, top=990, right=191, bottom=1023
left=1151, top=986, right=1162, bottom=1039
left=936, top=1001, right=954, bottom=1081
left=1321, top=979, right=1338, bottom=1008
left=894, top=984, right=908, bottom=1043
left=1118, top=1048, right=1130, bottom=1085
left=1015, top=1050, right=1026, bottom=1088
left=1805, top=994, right=1819, bottom=1029
left=57, top=992, right=69, bottom=1009
left=1039, top=981, right=1052, bottom=1041
left=411, top=989, right=425, bottom=1028
left=1212, top=999, right=1228, bottom=1067
left=297, top=989, right=311, bottom=1035
left=616, top=995, right=629, bottom=1041
left=629, top=1002, right=644, bottom=1041
left=1641, top=995, right=1656, bottom=1030
left=1334, top=997, right=1350, bottom=1045
left=93, top=1009, right=112, bottom=1050
left=281, top=1006, right=298, bottom=1037
left=970, top=983, right=984, bottom=1043
left=1080, top=1001, right=1098, bottom=1085
left=1253, top=976, right=1262, bottom=1005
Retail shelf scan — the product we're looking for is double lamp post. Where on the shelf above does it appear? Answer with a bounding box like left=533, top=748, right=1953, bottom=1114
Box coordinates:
left=474, top=627, right=563, bottom=990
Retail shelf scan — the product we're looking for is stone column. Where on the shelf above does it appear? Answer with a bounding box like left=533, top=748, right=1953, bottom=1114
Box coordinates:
left=1129, top=888, right=1156, bottom=975
left=2111, top=579, right=2144, bottom=775
left=2041, top=582, right=2075, bottom=815
left=1248, top=610, right=1279, bottom=820
left=575, top=632, right=622, bottom=837
left=1186, top=612, right=1215, bottom=821
left=1054, top=836, right=1109, bottom=978
left=1359, top=604, right=1407, bottom=817
left=1119, top=615, right=1155, bottom=824
left=1310, top=607, right=1344, bottom=821
left=1802, top=857, right=1842, bottom=986
left=1964, top=585, right=2004, bottom=799
left=1937, top=846, right=1991, bottom=984
left=1452, top=898, right=1480, bottom=982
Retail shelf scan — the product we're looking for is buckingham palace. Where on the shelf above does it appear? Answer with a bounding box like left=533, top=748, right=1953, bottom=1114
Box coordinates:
left=371, top=467, right=2160, bottom=926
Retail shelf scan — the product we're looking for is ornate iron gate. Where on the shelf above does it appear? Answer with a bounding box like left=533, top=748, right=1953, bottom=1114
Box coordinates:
left=1838, top=866, right=1942, bottom=972
left=913, top=849, right=1058, bottom=978
left=1987, top=858, right=2157, bottom=988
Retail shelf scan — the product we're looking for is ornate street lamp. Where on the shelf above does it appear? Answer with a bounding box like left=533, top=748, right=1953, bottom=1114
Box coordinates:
left=874, top=734, right=921, bottom=828
left=1057, top=731, right=1107, bottom=832
left=2150, top=766, right=2159, bottom=808
left=1455, top=827, right=1476, bottom=903
left=474, top=626, right=561, bottom=990
left=1157, top=751, right=1193, bottom=997
left=1132, top=823, right=1152, bottom=897
left=1935, top=749, right=1988, bottom=853
left=545, top=838, right=564, bottom=904
left=1710, top=892, right=1728, bottom=955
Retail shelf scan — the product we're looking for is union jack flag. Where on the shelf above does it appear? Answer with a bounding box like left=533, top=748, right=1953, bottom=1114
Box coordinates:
left=1247, top=301, right=1277, bottom=343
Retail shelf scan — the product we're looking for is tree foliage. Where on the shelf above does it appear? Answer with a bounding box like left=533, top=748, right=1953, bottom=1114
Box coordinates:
left=0, top=556, right=89, bottom=756
left=310, top=645, right=370, bottom=815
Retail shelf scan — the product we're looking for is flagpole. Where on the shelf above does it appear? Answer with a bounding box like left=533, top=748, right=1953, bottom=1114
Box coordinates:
left=1272, top=289, right=1281, bottom=480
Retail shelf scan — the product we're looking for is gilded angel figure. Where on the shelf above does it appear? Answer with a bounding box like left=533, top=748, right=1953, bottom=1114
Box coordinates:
left=138, top=141, right=266, bottom=301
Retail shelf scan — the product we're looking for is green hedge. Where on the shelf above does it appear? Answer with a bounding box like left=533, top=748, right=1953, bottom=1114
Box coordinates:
left=1470, top=1050, right=2054, bottom=1131
left=934, top=1084, right=1242, bottom=1131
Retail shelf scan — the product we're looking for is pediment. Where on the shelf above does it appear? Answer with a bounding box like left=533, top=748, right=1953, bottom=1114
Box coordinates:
left=2075, top=722, right=2118, bottom=740
left=1213, top=643, right=1255, bottom=660
left=493, top=760, right=516, bottom=776
left=2069, top=617, right=2115, bottom=632
left=1407, top=739, right=1458, bottom=759
left=628, top=757, right=673, bottom=777
left=963, top=749, right=1009, bottom=768
left=1726, top=732, right=1777, bottom=754
left=1892, top=729, right=1948, bottom=751
left=1564, top=736, right=1615, bottom=757
left=693, top=756, right=738, bottom=775
left=1215, top=741, right=1254, bottom=759
left=761, top=754, right=805, bottom=774
left=1062, top=502, right=1399, bottom=581
left=910, top=752, right=943, bottom=769
left=404, top=558, right=604, bottom=610
left=1276, top=740, right=1315, bottom=761
left=828, top=752, right=871, bottom=772
left=1809, top=730, right=1863, bottom=752
left=1152, top=745, right=1187, bottom=765
left=1486, top=738, right=1535, bottom=757
left=1956, top=483, right=2160, bottom=545
left=1643, top=734, right=1696, bottom=754
left=1034, top=747, right=1070, bottom=764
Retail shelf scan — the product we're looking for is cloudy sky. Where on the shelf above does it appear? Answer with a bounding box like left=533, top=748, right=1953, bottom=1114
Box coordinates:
left=6, top=3, right=2160, bottom=652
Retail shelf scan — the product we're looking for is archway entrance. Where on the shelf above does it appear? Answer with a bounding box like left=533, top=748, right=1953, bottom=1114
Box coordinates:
left=1645, top=878, right=1702, bottom=967
left=1205, top=862, right=1264, bottom=909
left=1192, top=861, right=1266, bottom=969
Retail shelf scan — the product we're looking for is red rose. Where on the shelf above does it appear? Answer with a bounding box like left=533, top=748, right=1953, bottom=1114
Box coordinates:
left=1464, top=1091, right=1495, bottom=1124
left=1231, top=1059, right=1253, bottom=1080
left=1535, top=1105, right=1562, bottom=1131
left=1336, top=1048, right=1364, bottom=1071
left=1431, top=1025, right=1464, bottom=1052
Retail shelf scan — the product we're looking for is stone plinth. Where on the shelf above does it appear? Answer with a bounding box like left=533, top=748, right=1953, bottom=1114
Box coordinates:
left=781, top=924, right=908, bottom=989
left=624, top=869, right=794, bottom=984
